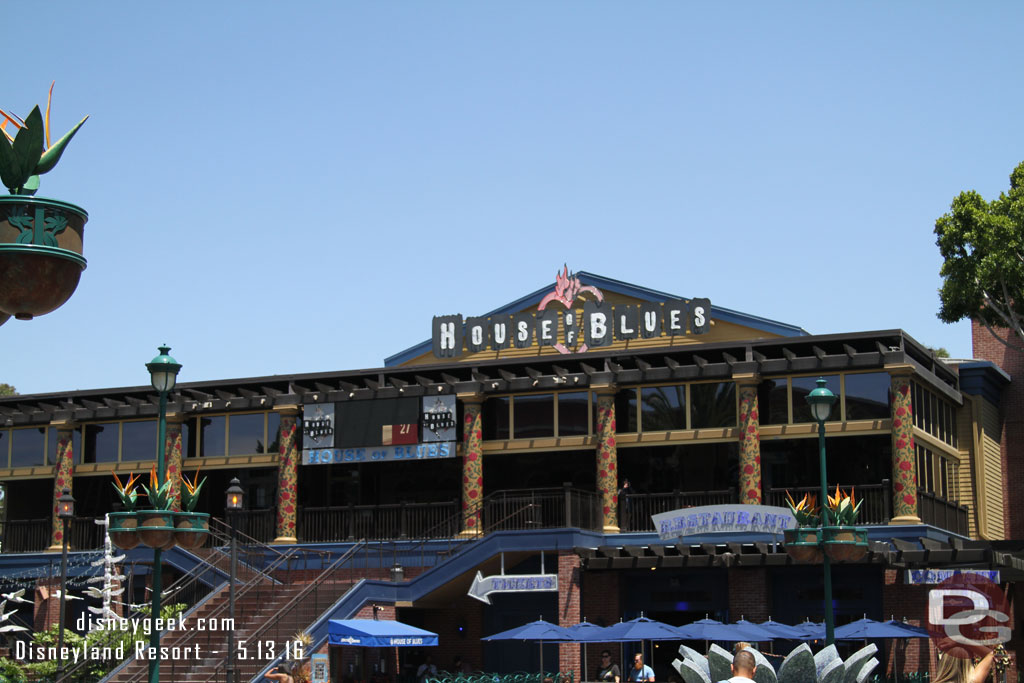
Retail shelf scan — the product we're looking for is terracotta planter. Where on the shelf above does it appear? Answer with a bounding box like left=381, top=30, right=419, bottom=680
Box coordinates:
left=0, top=196, right=87, bottom=320
left=137, top=510, right=176, bottom=550
left=823, top=526, right=868, bottom=563
left=783, top=527, right=823, bottom=563
left=108, top=512, right=140, bottom=550
left=173, top=511, right=210, bottom=550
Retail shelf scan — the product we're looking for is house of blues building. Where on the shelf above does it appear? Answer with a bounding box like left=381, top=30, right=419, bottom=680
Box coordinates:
left=1, top=269, right=1022, bottom=682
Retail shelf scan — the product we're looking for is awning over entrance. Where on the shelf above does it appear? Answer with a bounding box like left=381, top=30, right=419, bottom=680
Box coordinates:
left=328, top=619, right=438, bottom=647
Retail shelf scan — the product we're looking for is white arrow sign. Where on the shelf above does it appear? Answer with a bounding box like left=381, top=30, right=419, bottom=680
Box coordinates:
left=467, top=571, right=558, bottom=605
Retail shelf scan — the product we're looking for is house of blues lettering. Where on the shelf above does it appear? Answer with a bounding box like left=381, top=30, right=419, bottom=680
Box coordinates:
left=432, top=298, right=711, bottom=358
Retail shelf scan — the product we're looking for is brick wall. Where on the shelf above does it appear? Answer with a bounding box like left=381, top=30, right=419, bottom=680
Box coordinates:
left=881, top=569, right=933, bottom=675
left=34, top=578, right=61, bottom=632
left=419, top=601, right=484, bottom=674
left=727, top=568, right=768, bottom=621
left=558, top=553, right=582, bottom=678
left=971, top=321, right=1023, bottom=537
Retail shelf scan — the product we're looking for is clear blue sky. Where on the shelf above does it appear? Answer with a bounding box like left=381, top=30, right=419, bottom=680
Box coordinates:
left=3, top=2, right=1021, bottom=395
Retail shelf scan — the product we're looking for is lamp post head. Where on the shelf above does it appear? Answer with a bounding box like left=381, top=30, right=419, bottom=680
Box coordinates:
left=805, top=377, right=837, bottom=424
left=57, top=488, right=75, bottom=518
left=226, top=478, right=244, bottom=511
left=146, top=345, right=182, bottom=394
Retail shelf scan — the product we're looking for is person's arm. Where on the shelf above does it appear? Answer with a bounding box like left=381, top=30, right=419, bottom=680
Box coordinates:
left=614, top=665, right=621, bottom=683
left=970, top=649, right=996, bottom=683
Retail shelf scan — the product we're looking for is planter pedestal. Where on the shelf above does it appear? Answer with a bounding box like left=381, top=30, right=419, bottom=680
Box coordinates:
left=137, top=511, right=176, bottom=549
left=109, top=512, right=140, bottom=551
left=174, top=511, right=210, bottom=550
left=783, top=527, right=823, bottom=563
left=822, top=526, right=868, bottom=562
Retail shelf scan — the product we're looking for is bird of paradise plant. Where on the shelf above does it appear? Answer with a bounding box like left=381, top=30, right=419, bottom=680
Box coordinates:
left=0, top=82, right=88, bottom=195
left=826, top=485, right=863, bottom=526
left=111, top=472, right=141, bottom=511
left=180, top=464, right=207, bottom=512
left=142, top=464, right=174, bottom=510
left=785, top=491, right=820, bottom=527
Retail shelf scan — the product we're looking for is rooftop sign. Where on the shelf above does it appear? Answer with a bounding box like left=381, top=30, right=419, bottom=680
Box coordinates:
left=432, top=266, right=711, bottom=358
left=651, top=504, right=796, bottom=540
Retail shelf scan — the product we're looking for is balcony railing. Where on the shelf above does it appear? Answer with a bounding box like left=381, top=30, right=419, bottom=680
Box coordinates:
left=919, top=490, right=969, bottom=535
left=619, top=489, right=738, bottom=532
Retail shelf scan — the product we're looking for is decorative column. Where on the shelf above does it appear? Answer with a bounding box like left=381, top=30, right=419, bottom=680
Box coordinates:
left=48, top=421, right=75, bottom=552
left=737, top=377, right=762, bottom=504
left=557, top=552, right=582, bottom=677
left=461, top=396, right=484, bottom=535
left=164, top=413, right=185, bottom=511
left=273, top=405, right=301, bottom=544
left=595, top=387, right=619, bottom=533
left=889, top=371, right=921, bottom=524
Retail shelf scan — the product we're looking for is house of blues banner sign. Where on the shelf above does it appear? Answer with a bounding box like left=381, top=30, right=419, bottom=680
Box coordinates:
left=432, top=266, right=711, bottom=358
left=301, top=396, right=457, bottom=465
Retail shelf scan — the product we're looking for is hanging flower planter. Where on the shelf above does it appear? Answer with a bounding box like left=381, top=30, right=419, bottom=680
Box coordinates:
left=0, top=84, right=89, bottom=322
left=173, top=511, right=210, bottom=550
left=783, top=527, right=823, bottom=564
left=108, top=511, right=140, bottom=550
left=822, top=526, right=869, bottom=563
left=137, top=510, right=176, bottom=549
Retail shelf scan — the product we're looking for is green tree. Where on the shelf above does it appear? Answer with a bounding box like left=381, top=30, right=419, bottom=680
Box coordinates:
left=0, top=383, right=16, bottom=396
left=935, top=160, right=1024, bottom=352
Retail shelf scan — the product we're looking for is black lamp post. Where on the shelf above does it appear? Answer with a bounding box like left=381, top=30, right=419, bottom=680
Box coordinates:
left=805, top=377, right=838, bottom=645
left=55, top=488, right=74, bottom=679
left=225, top=477, right=244, bottom=683
left=144, top=346, right=181, bottom=683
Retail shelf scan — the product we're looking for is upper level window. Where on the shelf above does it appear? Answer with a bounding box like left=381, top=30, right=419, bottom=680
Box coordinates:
left=513, top=394, right=554, bottom=439
left=844, top=372, right=890, bottom=421
left=121, top=420, right=157, bottom=461
left=11, top=427, right=45, bottom=467
left=641, top=385, right=686, bottom=431
left=557, top=392, right=590, bottom=437
left=83, top=423, right=119, bottom=464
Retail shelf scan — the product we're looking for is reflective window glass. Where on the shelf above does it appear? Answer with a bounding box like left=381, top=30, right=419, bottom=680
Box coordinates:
left=11, top=427, right=45, bottom=467
left=184, top=419, right=198, bottom=458
left=266, top=412, right=282, bottom=454
left=757, top=378, right=788, bottom=425
left=614, top=389, right=638, bottom=433
left=844, top=372, right=891, bottom=420
left=690, top=382, right=736, bottom=428
left=121, top=421, right=157, bottom=461
left=514, top=394, right=554, bottom=439
left=84, top=423, right=119, bottom=463
left=557, top=392, right=589, bottom=437
left=229, top=413, right=266, bottom=455
left=0, top=429, right=6, bottom=467
left=792, top=375, right=840, bottom=423
left=482, top=397, right=510, bottom=440
left=641, top=385, right=686, bottom=431
left=47, top=428, right=82, bottom=466
left=199, top=416, right=226, bottom=457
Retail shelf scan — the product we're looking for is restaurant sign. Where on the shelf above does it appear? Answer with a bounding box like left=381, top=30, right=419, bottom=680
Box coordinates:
left=432, top=266, right=711, bottom=358
left=651, top=504, right=796, bottom=540
left=906, top=569, right=1000, bottom=585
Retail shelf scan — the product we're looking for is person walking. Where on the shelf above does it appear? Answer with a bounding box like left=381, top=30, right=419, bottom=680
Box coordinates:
left=417, top=655, right=438, bottom=683
left=628, top=652, right=654, bottom=682
left=724, top=650, right=757, bottom=682
left=597, top=650, right=621, bottom=683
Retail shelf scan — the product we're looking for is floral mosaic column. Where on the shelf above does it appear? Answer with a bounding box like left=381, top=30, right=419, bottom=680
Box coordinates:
left=596, top=390, right=619, bottom=533
left=274, top=406, right=301, bottom=543
left=49, top=423, right=75, bottom=551
left=889, top=374, right=920, bottom=524
left=165, top=414, right=185, bottom=511
left=461, top=398, right=483, bottom=534
left=738, top=381, right=762, bottom=504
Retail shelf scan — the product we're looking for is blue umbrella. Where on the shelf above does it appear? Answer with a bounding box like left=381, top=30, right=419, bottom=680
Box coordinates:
left=790, top=620, right=826, bottom=640
left=601, top=616, right=684, bottom=642
left=483, top=619, right=574, bottom=675
left=836, top=617, right=929, bottom=640
left=732, top=619, right=778, bottom=641
left=755, top=619, right=808, bottom=640
left=676, top=618, right=768, bottom=643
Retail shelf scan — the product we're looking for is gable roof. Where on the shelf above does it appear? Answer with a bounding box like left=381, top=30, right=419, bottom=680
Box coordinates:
left=384, top=271, right=808, bottom=366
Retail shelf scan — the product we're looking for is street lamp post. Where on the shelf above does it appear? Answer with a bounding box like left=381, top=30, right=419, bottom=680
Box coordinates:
left=55, top=488, right=75, bottom=680
left=805, top=377, right=838, bottom=646
left=145, top=346, right=181, bottom=683
left=225, top=478, right=244, bottom=683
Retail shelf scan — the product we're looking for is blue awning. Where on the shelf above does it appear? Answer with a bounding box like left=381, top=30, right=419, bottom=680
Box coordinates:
left=328, top=619, right=438, bottom=647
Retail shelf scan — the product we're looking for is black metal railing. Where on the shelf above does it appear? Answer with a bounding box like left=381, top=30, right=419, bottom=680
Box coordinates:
left=298, top=500, right=459, bottom=543
left=618, top=489, right=737, bottom=532
left=1, top=517, right=50, bottom=552
left=766, top=481, right=893, bottom=525
left=919, top=490, right=969, bottom=535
